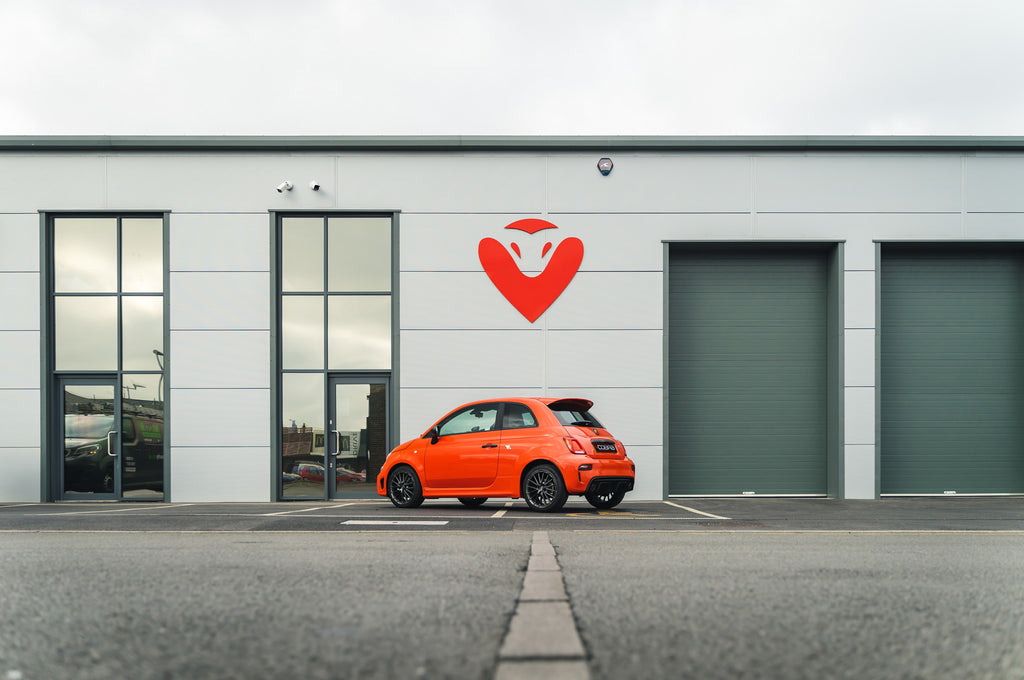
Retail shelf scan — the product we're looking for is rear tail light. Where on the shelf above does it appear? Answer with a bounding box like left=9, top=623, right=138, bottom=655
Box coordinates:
left=563, top=437, right=587, bottom=455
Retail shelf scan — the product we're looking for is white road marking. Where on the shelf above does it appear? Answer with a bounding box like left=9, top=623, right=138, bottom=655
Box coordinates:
left=341, top=520, right=449, bottom=526
left=491, top=502, right=514, bottom=518
left=49, top=504, right=197, bottom=516
left=663, top=501, right=731, bottom=520
left=261, top=504, right=350, bottom=516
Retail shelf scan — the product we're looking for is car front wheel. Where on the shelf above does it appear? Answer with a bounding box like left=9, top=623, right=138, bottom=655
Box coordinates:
left=521, top=464, right=568, bottom=512
left=387, top=466, right=424, bottom=508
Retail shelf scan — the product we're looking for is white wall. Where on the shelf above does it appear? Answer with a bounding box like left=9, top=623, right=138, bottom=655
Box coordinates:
left=2, top=147, right=1024, bottom=501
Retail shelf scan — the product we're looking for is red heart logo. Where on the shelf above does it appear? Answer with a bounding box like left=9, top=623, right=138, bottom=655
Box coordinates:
left=479, top=220, right=584, bottom=323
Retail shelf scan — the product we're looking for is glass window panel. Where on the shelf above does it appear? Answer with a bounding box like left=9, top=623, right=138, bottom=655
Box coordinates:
left=327, top=217, right=391, bottom=292
left=122, top=296, right=164, bottom=371
left=121, top=374, right=164, bottom=498
left=281, top=217, right=324, bottom=292
left=282, top=296, right=324, bottom=369
left=282, top=372, right=325, bottom=499
left=55, top=296, right=117, bottom=370
left=54, top=218, right=117, bottom=292
left=328, top=296, right=391, bottom=370
left=121, top=219, right=164, bottom=293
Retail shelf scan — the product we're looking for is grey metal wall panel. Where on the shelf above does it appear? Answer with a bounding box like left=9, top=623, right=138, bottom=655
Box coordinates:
left=880, top=247, right=1024, bottom=494
left=668, top=246, right=829, bottom=495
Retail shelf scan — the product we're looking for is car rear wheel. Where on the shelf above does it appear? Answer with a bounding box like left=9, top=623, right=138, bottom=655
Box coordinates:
left=585, top=487, right=626, bottom=510
left=457, top=497, right=487, bottom=507
left=387, top=466, right=424, bottom=508
left=522, top=464, right=568, bottom=512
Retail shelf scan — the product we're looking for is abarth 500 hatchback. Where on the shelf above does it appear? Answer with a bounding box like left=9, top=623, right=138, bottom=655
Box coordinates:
left=377, top=398, right=635, bottom=512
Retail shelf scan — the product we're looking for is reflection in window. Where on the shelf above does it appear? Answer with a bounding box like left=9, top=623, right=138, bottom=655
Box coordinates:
left=281, top=217, right=324, bottom=292
left=328, top=296, right=391, bottom=369
left=282, top=373, right=325, bottom=499
left=121, top=375, right=164, bottom=497
left=439, top=404, right=500, bottom=436
left=54, top=218, right=117, bottom=292
left=122, top=296, right=164, bottom=370
left=55, top=297, right=118, bottom=371
left=121, top=219, right=164, bottom=293
left=327, top=217, right=391, bottom=292
left=282, top=296, right=324, bottom=370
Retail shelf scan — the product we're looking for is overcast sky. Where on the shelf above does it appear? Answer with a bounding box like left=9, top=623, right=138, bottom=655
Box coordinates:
left=2, top=0, right=1023, bottom=137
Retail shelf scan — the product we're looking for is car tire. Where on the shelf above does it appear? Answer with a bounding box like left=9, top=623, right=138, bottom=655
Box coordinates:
left=585, top=487, right=626, bottom=510
left=521, top=464, right=568, bottom=513
left=387, top=466, right=424, bottom=508
left=457, top=497, right=487, bottom=507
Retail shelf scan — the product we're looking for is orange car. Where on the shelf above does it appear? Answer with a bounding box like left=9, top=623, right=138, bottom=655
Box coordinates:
left=377, top=398, right=635, bottom=512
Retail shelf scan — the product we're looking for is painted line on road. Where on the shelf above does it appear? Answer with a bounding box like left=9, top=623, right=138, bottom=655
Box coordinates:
left=495, top=530, right=590, bottom=679
left=491, top=502, right=514, bottom=518
left=341, top=520, right=449, bottom=526
left=262, top=504, right=352, bottom=516
left=663, top=501, right=731, bottom=520
left=48, top=504, right=197, bottom=516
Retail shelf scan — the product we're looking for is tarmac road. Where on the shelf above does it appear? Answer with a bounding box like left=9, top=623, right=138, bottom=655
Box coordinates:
left=0, top=498, right=1022, bottom=680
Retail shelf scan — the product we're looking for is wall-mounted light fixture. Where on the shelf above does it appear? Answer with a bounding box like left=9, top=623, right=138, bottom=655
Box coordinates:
left=597, top=158, right=613, bottom=176
left=276, top=181, right=293, bottom=193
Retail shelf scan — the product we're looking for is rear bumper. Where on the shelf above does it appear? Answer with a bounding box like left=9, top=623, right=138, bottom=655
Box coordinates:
left=584, top=476, right=634, bottom=497
left=565, top=458, right=634, bottom=494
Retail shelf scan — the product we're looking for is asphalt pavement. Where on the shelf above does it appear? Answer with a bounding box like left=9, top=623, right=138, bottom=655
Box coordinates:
left=1, top=498, right=1021, bottom=680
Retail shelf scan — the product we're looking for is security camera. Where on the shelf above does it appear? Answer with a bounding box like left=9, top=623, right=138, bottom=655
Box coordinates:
left=309, top=181, right=321, bottom=191
left=276, top=181, right=293, bottom=193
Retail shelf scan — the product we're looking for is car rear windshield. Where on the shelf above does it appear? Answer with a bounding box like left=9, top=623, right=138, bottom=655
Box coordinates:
left=549, top=407, right=604, bottom=429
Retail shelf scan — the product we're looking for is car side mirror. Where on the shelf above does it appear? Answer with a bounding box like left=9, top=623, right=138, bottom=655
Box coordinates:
left=429, top=427, right=440, bottom=445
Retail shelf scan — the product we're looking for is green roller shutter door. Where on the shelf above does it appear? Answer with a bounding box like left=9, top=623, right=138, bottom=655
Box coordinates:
left=668, top=246, right=828, bottom=495
left=880, top=246, right=1024, bottom=494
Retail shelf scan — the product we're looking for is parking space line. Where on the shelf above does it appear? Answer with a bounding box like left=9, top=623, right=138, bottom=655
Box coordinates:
left=48, top=504, right=197, bottom=516
left=261, top=505, right=350, bottom=516
left=663, top=501, right=731, bottom=520
left=342, top=520, right=449, bottom=526
left=491, top=502, right=514, bottom=518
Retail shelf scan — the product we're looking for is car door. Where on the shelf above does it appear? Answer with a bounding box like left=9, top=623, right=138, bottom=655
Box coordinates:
left=423, top=402, right=501, bottom=488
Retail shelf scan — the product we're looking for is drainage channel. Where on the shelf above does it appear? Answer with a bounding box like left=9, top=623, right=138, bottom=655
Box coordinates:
left=494, top=531, right=590, bottom=680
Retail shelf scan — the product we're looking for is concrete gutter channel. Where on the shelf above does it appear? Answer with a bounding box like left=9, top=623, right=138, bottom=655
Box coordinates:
left=494, top=531, right=590, bottom=680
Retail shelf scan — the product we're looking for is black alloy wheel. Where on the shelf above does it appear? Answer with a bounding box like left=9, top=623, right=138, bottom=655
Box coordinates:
left=584, top=487, right=626, bottom=510
left=521, top=464, right=568, bottom=512
left=457, top=497, right=487, bottom=507
left=387, top=466, right=424, bottom=508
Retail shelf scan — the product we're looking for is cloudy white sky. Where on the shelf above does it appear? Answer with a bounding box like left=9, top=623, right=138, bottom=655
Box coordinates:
left=2, top=0, right=1022, bottom=136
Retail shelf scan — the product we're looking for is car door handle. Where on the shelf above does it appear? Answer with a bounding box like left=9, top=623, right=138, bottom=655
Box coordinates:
left=481, top=443, right=498, bottom=448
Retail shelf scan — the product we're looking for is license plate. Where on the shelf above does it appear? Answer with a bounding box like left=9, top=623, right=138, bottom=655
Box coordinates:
left=593, top=441, right=617, bottom=453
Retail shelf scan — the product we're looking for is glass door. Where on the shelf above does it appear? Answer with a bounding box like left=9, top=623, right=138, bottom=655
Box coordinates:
left=61, top=379, right=120, bottom=499
left=328, top=376, right=389, bottom=498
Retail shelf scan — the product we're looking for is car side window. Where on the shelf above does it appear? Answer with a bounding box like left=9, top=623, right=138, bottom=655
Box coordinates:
left=502, top=403, right=538, bottom=430
left=437, top=404, right=500, bottom=436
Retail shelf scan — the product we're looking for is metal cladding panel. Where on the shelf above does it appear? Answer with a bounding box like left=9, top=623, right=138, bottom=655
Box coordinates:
left=170, top=331, right=271, bottom=389
left=170, top=447, right=271, bottom=502
left=545, top=387, right=662, bottom=447
left=0, top=155, right=106, bottom=211
left=169, top=389, right=270, bottom=448
left=0, top=273, right=40, bottom=331
left=668, top=246, right=829, bottom=495
left=170, top=213, right=269, bottom=272
left=755, top=155, right=962, bottom=213
left=106, top=154, right=337, bottom=212
left=0, top=449, right=41, bottom=502
left=965, top=156, right=1024, bottom=212
left=546, top=330, right=662, bottom=389
left=0, top=331, right=40, bottom=389
left=400, top=272, right=535, bottom=330
left=880, top=246, right=1024, bottom=494
left=0, top=213, right=40, bottom=271
left=170, top=272, right=271, bottom=331
left=544, top=272, right=662, bottom=331
left=547, top=154, right=752, bottom=213
left=400, top=330, right=544, bottom=388
left=339, top=154, right=546, bottom=213
left=0, top=389, right=40, bottom=447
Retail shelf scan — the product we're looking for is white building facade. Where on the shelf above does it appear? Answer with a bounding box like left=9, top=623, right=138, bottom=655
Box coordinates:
left=1, top=136, right=1022, bottom=502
